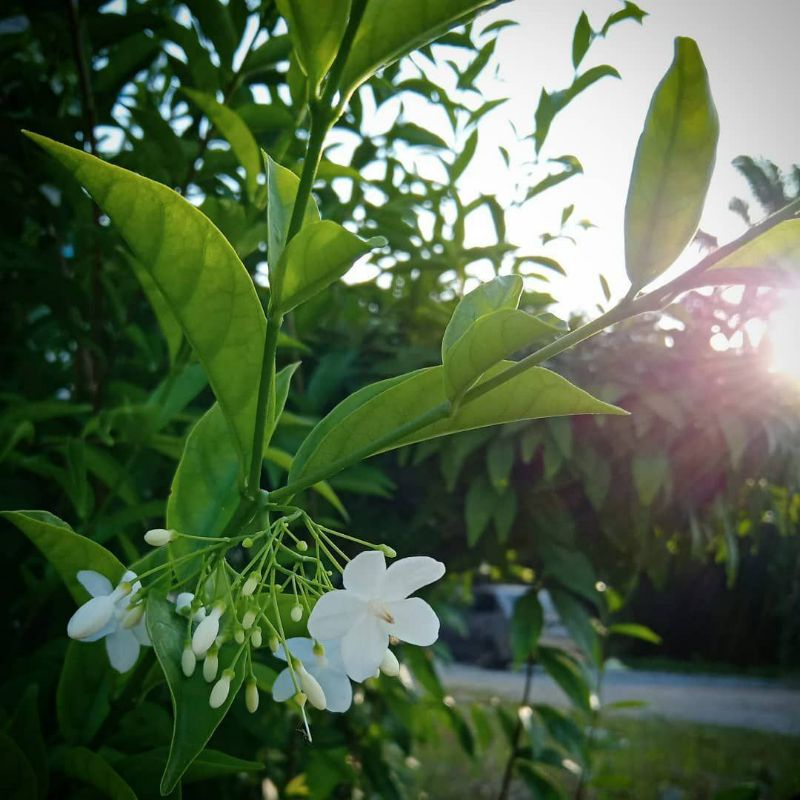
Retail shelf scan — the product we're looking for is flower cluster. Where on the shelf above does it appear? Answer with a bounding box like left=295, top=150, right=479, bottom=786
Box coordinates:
left=64, top=513, right=445, bottom=736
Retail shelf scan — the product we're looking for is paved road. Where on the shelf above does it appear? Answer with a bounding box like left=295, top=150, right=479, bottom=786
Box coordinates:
left=439, top=662, right=800, bottom=735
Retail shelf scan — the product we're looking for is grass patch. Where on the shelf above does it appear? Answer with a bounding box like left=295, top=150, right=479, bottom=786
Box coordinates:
left=412, top=709, right=800, bottom=799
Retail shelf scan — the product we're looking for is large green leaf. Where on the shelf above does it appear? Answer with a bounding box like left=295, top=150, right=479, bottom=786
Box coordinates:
left=538, top=646, right=591, bottom=713
left=708, top=219, right=800, bottom=278
left=54, top=747, right=137, bottom=800
left=3, top=510, right=125, bottom=602
left=443, top=308, right=558, bottom=402
left=441, top=275, right=522, bottom=357
left=57, top=641, right=114, bottom=744
left=289, top=362, right=625, bottom=485
left=339, top=0, right=497, bottom=99
left=147, top=594, right=247, bottom=795
left=273, top=220, right=376, bottom=313
left=510, top=590, right=544, bottom=664
left=624, top=38, right=719, bottom=289
left=277, top=0, right=349, bottom=95
left=25, top=132, right=266, bottom=473
left=183, top=89, right=261, bottom=202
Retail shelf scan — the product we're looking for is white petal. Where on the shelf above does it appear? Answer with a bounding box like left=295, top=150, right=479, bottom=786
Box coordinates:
left=132, top=615, right=151, bottom=646
left=192, top=613, right=220, bottom=656
left=105, top=628, right=140, bottom=672
left=271, top=668, right=296, bottom=702
left=385, top=598, right=440, bottom=646
left=341, top=616, right=389, bottom=682
left=81, top=619, right=117, bottom=642
left=175, top=592, right=194, bottom=613
left=77, top=570, right=112, bottom=598
left=382, top=557, right=445, bottom=601
left=67, top=595, right=116, bottom=640
left=343, top=551, right=386, bottom=598
left=307, top=590, right=366, bottom=641
left=120, top=570, right=138, bottom=584
left=279, top=637, right=315, bottom=664
left=313, top=667, right=352, bottom=713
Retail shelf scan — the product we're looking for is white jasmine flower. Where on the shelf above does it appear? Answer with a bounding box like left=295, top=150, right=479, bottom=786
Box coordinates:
left=272, top=638, right=352, bottom=713
left=67, top=569, right=151, bottom=673
left=175, top=592, right=206, bottom=623
left=307, top=551, right=444, bottom=681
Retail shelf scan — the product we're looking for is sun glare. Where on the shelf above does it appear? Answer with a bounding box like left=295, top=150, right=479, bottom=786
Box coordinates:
left=766, top=289, right=800, bottom=382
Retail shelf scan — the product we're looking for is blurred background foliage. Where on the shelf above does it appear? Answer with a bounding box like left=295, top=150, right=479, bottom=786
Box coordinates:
left=1, top=1, right=798, bottom=798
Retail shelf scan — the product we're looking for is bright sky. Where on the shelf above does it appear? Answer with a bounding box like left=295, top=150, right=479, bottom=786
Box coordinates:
left=451, top=0, right=799, bottom=311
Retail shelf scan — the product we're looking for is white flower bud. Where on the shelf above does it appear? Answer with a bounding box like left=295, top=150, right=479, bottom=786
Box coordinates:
left=234, top=627, right=245, bottom=644
left=242, top=609, right=257, bottom=629
left=269, top=636, right=279, bottom=653
left=250, top=627, right=262, bottom=648
left=290, top=604, right=303, bottom=623
left=175, top=592, right=194, bottom=616
left=245, top=678, right=259, bottom=713
left=192, top=605, right=223, bottom=657
left=144, top=528, right=175, bottom=547
left=379, top=649, right=400, bottom=677
left=242, top=572, right=260, bottom=597
left=298, top=666, right=326, bottom=710
left=121, top=603, right=144, bottom=629
left=181, top=645, right=196, bottom=677
left=209, top=670, right=233, bottom=709
left=67, top=595, right=115, bottom=640
left=203, top=649, right=219, bottom=682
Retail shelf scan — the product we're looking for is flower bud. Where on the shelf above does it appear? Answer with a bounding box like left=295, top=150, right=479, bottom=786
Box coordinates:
left=298, top=666, right=326, bottom=710
left=245, top=678, right=259, bottom=713
left=290, top=604, right=303, bottom=623
left=250, top=627, right=262, bottom=648
left=380, top=649, right=400, bottom=677
left=144, top=528, right=175, bottom=547
left=378, top=544, right=397, bottom=558
left=242, top=572, right=260, bottom=597
left=209, top=670, right=233, bottom=709
left=67, top=595, right=115, bottom=641
left=175, top=592, right=194, bottom=617
left=242, top=609, right=257, bottom=629
left=293, top=692, right=307, bottom=708
left=296, top=540, right=308, bottom=552
left=121, top=602, right=145, bottom=629
left=269, top=636, right=279, bottom=654
left=242, top=537, right=254, bottom=548
left=181, top=645, right=196, bottom=677
left=203, top=648, right=219, bottom=682
left=234, top=627, right=245, bottom=644
left=192, top=604, right=224, bottom=657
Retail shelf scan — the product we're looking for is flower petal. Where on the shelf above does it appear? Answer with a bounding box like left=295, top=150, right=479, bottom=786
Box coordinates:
left=81, top=619, right=117, bottom=642
left=271, top=668, right=296, bottom=702
left=132, top=616, right=151, bottom=646
left=274, top=637, right=316, bottom=664
left=105, top=628, right=140, bottom=673
left=343, top=550, right=386, bottom=599
left=308, top=590, right=366, bottom=641
left=340, top=615, right=389, bottom=682
left=77, top=570, right=112, bottom=598
left=67, top=595, right=116, bottom=640
left=382, top=557, right=445, bottom=601
left=385, top=597, right=440, bottom=646
left=313, top=667, right=353, bottom=713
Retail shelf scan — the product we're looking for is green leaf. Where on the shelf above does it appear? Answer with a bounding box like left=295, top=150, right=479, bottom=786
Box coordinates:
left=147, top=594, right=247, bottom=795
left=708, top=218, right=800, bottom=280
left=277, top=0, right=349, bottom=95
left=8, top=686, right=47, bottom=799
left=274, top=220, right=377, bottom=313
left=540, top=541, right=598, bottom=603
left=442, top=275, right=522, bottom=357
left=289, top=362, right=625, bottom=486
left=450, top=129, right=478, bottom=181
left=182, top=89, right=261, bottom=202
left=538, top=646, right=591, bottom=712
left=624, top=38, right=719, bottom=289
left=487, top=437, right=514, bottom=490
left=600, top=1, right=647, bottom=37
left=339, top=0, right=497, bottom=99
left=510, top=590, right=544, bottom=664
left=632, top=453, right=669, bottom=506
left=607, top=622, right=662, bottom=644
left=549, top=587, right=600, bottom=663
left=571, top=11, right=593, bottom=69
left=54, top=747, right=137, bottom=800
left=465, top=474, right=499, bottom=546
left=266, top=153, right=320, bottom=271
left=57, top=641, right=113, bottom=744
left=2, top=510, right=125, bottom=602
left=443, top=308, right=557, bottom=401
left=0, top=732, right=37, bottom=800
left=524, top=156, right=583, bottom=201
left=25, top=132, right=267, bottom=474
